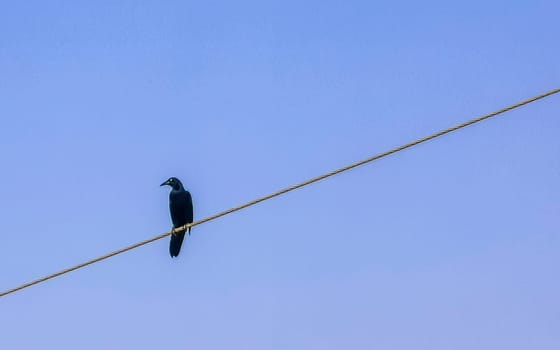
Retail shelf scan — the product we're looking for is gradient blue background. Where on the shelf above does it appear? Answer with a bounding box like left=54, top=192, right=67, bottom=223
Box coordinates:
left=1, top=1, right=559, bottom=349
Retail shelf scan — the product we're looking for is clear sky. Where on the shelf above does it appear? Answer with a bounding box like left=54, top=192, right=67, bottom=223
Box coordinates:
left=1, top=1, right=559, bottom=349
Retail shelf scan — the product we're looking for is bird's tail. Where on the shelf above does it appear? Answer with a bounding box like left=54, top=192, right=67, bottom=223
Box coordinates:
left=169, top=230, right=186, bottom=257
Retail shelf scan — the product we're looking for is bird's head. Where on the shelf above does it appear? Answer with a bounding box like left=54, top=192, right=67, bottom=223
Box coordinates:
left=160, top=177, right=184, bottom=190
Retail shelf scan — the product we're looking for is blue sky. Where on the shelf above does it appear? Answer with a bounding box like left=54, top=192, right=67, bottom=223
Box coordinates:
left=1, top=1, right=559, bottom=349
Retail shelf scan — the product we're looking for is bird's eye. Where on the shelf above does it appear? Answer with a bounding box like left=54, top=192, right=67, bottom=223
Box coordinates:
left=169, top=179, right=173, bottom=182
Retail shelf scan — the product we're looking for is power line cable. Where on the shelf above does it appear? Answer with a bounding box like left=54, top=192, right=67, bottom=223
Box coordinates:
left=1, top=87, right=558, bottom=298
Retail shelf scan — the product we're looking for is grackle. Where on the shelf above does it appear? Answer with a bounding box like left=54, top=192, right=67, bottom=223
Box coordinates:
left=161, top=177, right=194, bottom=257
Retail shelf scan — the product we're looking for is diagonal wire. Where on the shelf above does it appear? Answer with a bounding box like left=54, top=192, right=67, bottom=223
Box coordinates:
left=1, top=87, right=559, bottom=298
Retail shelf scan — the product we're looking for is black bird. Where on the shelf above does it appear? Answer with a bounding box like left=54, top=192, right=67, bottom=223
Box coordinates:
left=161, top=177, right=194, bottom=257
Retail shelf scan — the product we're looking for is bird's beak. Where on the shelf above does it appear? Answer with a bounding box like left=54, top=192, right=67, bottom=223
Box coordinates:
left=160, top=180, right=169, bottom=187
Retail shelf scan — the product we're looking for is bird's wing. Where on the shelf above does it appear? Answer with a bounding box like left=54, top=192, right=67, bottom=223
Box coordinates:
left=185, top=191, right=194, bottom=224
